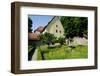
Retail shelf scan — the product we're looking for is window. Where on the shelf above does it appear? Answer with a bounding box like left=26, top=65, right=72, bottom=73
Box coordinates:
left=56, top=30, right=58, bottom=33
left=60, top=30, right=61, bottom=33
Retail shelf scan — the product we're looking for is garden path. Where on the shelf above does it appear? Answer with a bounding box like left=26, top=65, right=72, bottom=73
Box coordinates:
left=32, top=49, right=37, bottom=60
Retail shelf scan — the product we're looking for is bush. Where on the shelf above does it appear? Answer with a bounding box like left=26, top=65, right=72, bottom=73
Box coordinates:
left=40, top=32, right=57, bottom=45
left=57, top=37, right=65, bottom=45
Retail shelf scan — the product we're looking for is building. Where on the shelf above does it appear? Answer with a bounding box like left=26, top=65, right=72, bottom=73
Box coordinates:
left=34, top=26, right=44, bottom=34
left=34, top=16, right=64, bottom=38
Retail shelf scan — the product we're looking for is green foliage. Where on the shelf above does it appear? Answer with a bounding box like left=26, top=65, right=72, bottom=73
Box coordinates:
left=28, top=17, right=33, bottom=32
left=60, top=16, right=88, bottom=38
left=37, top=47, right=43, bottom=60
left=40, top=32, right=57, bottom=45
left=28, top=45, right=33, bottom=52
left=57, top=37, right=65, bottom=45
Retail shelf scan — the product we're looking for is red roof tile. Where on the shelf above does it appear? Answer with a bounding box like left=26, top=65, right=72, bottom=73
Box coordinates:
left=28, top=33, right=40, bottom=40
left=34, top=26, right=44, bottom=33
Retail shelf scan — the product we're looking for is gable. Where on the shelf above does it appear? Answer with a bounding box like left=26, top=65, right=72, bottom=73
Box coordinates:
left=44, top=16, right=64, bottom=37
left=45, top=16, right=63, bottom=31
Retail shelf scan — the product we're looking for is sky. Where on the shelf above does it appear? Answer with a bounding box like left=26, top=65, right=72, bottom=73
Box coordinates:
left=28, top=15, right=54, bottom=32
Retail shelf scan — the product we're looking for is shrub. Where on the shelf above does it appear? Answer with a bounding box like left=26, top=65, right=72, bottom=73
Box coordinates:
left=57, top=37, right=65, bottom=45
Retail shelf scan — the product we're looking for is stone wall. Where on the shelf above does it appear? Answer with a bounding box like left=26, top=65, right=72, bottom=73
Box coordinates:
left=66, top=37, right=88, bottom=46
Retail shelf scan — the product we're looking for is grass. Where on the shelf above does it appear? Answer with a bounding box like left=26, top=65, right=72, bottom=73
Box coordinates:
left=28, top=45, right=34, bottom=52
left=37, top=44, right=88, bottom=60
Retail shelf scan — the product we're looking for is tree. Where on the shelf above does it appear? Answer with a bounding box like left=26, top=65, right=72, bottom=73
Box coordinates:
left=40, top=32, right=57, bottom=45
left=28, top=17, right=33, bottom=32
left=60, top=16, right=88, bottom=38
left=57, top=37, right=65, bottom=45
left=28, top=17, right=36, bottom=60
left=60, top=16, right=88, bottom=46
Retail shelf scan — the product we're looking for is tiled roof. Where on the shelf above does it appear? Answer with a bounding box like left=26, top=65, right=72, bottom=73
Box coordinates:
left=34, top=26, right=44, bottom=33
left=28, top=32, right=40, bottom=40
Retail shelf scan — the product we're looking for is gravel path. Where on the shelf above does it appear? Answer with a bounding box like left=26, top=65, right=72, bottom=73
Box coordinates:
left=32, top=49, right=38, bottom=60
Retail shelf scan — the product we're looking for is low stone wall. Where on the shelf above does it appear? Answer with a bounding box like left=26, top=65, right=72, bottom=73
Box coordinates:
left=66, top=37, right=88, bottom=46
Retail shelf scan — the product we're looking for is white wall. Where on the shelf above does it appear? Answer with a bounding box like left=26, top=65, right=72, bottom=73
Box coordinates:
left=0, top=0, right=100, bottom=76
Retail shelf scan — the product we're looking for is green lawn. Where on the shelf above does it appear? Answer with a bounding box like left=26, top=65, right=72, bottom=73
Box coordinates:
left=37, top=44, right=88, bottom=60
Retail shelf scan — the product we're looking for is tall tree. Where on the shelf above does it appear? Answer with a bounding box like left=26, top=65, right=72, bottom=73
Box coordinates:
left=60, top=16, right=88, bottom=39
left=28, top=17, right=33, bottom=32
left=28, top=17, right=34, bottom=60
left=60, top=16, right=88, bottom=46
